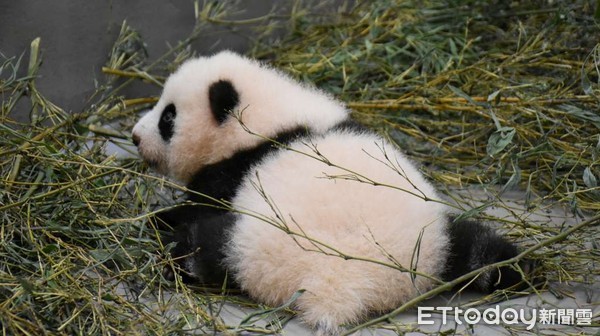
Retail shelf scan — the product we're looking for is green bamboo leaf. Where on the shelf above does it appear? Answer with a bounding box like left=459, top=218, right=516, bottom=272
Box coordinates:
left=448, top=84, right=478, bottom=106
left=583, top=167, right=597, bottom=188
left=27, top=37, right=41, bottom=78
left=486, top=127, right=516, bottom=157
left=487, top=89, right=501, bottom=103
left=500, top=161, right=522, bottom=194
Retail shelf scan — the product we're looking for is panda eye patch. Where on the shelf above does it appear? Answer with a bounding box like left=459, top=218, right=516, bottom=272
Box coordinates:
left=158, top=103, right=176, bottom=142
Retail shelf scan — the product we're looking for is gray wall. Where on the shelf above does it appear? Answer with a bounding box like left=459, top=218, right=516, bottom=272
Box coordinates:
left=0, top=1, right=283, bottom=117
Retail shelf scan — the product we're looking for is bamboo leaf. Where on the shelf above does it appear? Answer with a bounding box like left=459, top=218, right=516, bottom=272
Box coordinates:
left=486, top=127, right=516, bottom=157
left=583, top=167, right=597, bottom=188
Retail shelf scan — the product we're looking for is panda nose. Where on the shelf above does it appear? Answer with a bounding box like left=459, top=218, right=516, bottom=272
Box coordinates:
left=132, top=133, right=140, bottom=147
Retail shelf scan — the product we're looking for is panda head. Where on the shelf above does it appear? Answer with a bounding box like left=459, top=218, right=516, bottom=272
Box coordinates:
left=131, top=51, right=348, bottom=183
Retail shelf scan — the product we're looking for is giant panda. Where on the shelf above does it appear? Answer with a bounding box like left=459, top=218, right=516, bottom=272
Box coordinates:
left=131, top=51, right=531, bottom=335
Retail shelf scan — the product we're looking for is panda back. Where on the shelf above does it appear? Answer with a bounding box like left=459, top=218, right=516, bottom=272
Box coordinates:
left=224, top=128, right=450, bottom=310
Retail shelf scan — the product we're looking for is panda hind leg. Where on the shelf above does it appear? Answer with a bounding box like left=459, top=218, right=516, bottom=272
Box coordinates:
left=443, top=217, right=537, bottom=292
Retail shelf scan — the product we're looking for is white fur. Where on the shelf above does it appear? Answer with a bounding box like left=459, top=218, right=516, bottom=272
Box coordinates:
left=225, top=129, right=450, bottom=330
left=132, top=51, right=348, bottom=183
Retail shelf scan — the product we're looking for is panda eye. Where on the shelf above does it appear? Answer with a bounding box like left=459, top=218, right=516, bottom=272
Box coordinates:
left=158, top=103, right=176, bottom=142
left=162, top=110, right=175, bottom=122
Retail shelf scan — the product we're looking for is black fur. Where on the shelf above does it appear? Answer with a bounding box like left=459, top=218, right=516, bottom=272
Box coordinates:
left=208, top=80, right=240, bottom=124
left=158, top=210, right=234, bottom=285
left=442, top=217, right=526, bottom=292
left=158, top=103, right=176, bottom=142
left=330, top=119, right=370, bottom=134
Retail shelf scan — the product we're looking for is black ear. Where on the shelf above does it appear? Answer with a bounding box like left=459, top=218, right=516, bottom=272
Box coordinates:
left=208, top=80, right=240, bottom=124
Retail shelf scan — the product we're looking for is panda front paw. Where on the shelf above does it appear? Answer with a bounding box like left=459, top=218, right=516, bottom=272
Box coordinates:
left=162, top=231, right=203, bottom=283
left=159, top=211, right=235, bottom=286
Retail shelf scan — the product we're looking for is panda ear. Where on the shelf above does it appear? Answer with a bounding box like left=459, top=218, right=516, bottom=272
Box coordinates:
left=208, top=80, right=240, bottom=124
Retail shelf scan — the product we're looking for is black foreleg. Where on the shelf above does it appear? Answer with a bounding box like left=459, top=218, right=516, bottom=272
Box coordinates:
left=157, top=206, right=235, bottom=286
